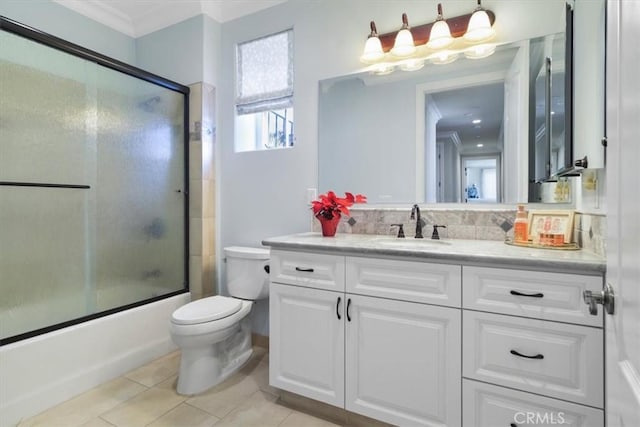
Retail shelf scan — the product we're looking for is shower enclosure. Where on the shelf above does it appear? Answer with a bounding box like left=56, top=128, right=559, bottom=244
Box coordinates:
left=0, top=17, right=189, bottom=345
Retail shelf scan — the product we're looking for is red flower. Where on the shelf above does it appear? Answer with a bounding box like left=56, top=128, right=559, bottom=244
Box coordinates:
left=311, top=191, right=367, bottom=220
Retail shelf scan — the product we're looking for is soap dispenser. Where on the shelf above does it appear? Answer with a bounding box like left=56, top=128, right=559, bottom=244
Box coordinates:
left=514, top=205, right=529, bottom=243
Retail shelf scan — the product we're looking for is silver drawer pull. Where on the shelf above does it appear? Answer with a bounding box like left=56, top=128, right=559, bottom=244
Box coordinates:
left=510, top=349, right=544, bottom=359
left=510, top=290, right=544, bottom=298
left=295, top=267, right=314, bottom=272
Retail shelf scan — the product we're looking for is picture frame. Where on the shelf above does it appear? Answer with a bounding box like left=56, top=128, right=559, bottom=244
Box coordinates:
left=528, top=210, right=575, bottom=243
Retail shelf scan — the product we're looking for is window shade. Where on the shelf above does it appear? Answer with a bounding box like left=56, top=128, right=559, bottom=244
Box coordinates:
left=236, top=29, right=293, bottom=115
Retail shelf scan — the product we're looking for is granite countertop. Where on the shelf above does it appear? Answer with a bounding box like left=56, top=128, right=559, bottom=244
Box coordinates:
left=262, top=233, right=606, bottom=275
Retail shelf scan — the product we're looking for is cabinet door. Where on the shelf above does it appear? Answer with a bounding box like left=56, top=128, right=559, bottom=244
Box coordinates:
left=269, top=283, right=344, bottom=407
left=345, top=295, right=461, bottom=427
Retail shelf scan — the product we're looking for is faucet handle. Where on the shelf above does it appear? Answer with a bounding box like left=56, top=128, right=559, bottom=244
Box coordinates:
left=390, top=224, right=405, bottom=238
left=431, top=225, right=447, bottom=240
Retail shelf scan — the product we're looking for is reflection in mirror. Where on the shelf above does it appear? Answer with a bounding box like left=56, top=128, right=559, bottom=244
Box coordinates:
left=319, top=40, right=533, bottom=204
left=319, top=29, right=573, bottom=205
left=432, top=82, right=504, bottom=203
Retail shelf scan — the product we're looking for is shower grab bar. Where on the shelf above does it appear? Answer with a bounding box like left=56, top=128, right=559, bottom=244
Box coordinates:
left=0, top=181, right=90, bottom=189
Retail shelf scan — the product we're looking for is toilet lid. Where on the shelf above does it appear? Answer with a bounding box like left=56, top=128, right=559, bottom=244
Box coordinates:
left=171, top=296, right=242, bottom=325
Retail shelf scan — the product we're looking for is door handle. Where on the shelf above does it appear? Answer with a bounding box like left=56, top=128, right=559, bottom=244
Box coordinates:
left=346, top=298, right=352, bottom=322
left=583, top=282, right=615, bottom=315
left=295, top=267, right=314, bottom=272
left=336, top=297, right=341, bottom=320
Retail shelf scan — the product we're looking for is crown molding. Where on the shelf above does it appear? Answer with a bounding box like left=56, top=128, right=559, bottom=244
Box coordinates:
left=54, top=0, right=288, bottom=38
left=53, top=0, right=136, bottom=37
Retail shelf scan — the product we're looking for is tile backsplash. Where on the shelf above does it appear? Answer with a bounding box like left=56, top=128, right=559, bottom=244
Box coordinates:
left=311, top=207, right=607, bottom=257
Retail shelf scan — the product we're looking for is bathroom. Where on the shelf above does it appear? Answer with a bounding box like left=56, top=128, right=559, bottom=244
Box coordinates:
left=0, top=0, right=637, bottom=426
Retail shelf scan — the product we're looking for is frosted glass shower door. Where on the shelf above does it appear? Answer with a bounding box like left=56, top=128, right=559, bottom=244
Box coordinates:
left=0, top=21, right=188, bottom=343
left=0, top=29, right=98, bottom=340
left=94, top=68, right=186, bottom=310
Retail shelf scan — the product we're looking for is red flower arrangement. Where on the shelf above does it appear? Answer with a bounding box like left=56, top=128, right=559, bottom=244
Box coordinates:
left=311, top=191, right=367, bottom=236
left=312, top=191, right=367, bottom=219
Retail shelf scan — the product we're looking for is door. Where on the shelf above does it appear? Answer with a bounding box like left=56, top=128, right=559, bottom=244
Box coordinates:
left=269, top=283, right=344, bottom=407
left=503, top=41, right=529, bottom=203
left=345, top=294, right=461, bottom=426
left=605, top=1, right=640, bottom=425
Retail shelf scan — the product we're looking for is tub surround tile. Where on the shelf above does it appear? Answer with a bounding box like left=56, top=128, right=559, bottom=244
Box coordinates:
left=188, top=82, right=217, bottom=302
left=190, top=218, right=203, bottom=256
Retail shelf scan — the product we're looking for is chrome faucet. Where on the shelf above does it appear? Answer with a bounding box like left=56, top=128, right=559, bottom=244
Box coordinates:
left=410, top=204, right=424, bottom=239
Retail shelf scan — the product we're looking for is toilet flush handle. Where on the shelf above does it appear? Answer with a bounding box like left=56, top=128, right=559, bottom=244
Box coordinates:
left=264, top=264, right=270, bottom=274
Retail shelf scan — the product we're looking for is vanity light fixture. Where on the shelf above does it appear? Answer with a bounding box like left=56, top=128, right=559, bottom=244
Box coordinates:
left=391, top=13, right=416, bottom=57
left=360, top=3, right=496, bottom=75
left=360, top=21, right=384, bottom=63
left=477, top=143, right=484, bottom=147
left=464, top=0, right=496, bottom=43
left=472, top=119, right=482, bottom=124
left=426, top=4, right=454, bottom=50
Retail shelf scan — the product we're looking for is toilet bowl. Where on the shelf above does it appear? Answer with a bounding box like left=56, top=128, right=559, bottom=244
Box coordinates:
left=170, top=246, right=269, bottom=395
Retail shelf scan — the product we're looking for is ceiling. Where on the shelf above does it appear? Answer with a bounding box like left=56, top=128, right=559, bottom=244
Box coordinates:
left=53, top=0, right=288, bottom=38
left=432, top=82, right=505, bottom=154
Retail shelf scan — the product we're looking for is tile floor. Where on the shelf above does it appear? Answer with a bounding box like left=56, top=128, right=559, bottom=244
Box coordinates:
left=18, top=347, right=340, bottom=427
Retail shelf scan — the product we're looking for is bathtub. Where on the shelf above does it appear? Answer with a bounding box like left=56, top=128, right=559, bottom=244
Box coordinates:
left=0, top=293, right=189, bottom=426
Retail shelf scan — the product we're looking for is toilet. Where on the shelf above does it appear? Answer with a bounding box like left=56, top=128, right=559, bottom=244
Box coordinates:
left=170, top=246, right=270, bottom=395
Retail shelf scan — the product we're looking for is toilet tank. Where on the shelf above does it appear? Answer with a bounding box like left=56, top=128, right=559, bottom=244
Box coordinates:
left=224, top=246, right=270, bottom=300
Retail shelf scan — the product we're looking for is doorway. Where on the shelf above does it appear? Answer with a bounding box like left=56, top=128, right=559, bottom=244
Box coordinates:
left=461, top=155, right=501, bottom=203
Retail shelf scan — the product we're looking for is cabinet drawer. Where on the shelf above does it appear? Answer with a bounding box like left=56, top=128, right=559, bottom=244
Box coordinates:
left=463, top=379, right=604, bottom=427
left=346, top=257, right=461, bottom=307
left=463, top=266, right=603, bottom=327
left=270, top=250, right=345, bottom=291
left=463, top=311, right=603, bottom=407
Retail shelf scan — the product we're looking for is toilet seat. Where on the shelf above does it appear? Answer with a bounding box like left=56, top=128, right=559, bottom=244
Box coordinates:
left=171, top=296, right=242, bottom=325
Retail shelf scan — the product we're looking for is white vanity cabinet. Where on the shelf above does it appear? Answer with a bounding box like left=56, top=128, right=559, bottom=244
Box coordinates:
left=269, top=250, right=462, bottom=427
left=266, top=241, right=605, bottom=427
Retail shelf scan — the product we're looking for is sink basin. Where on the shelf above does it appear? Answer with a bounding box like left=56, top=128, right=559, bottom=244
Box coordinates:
left=373, top=237, right=452, bottom=247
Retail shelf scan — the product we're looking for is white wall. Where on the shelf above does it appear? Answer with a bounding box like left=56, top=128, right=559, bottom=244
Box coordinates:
left=217, top=0, right=565, bottom=335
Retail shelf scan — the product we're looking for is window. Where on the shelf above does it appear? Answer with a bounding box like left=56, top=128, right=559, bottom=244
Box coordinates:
left=235, top=29, right=294, bottom=152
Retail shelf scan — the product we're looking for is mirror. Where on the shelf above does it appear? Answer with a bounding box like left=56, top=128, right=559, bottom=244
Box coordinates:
left=318, top=4, right=577, bottom=205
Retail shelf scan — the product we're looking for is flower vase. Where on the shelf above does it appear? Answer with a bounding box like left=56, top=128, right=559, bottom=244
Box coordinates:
left=317, top=214, right=341, bottom=237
